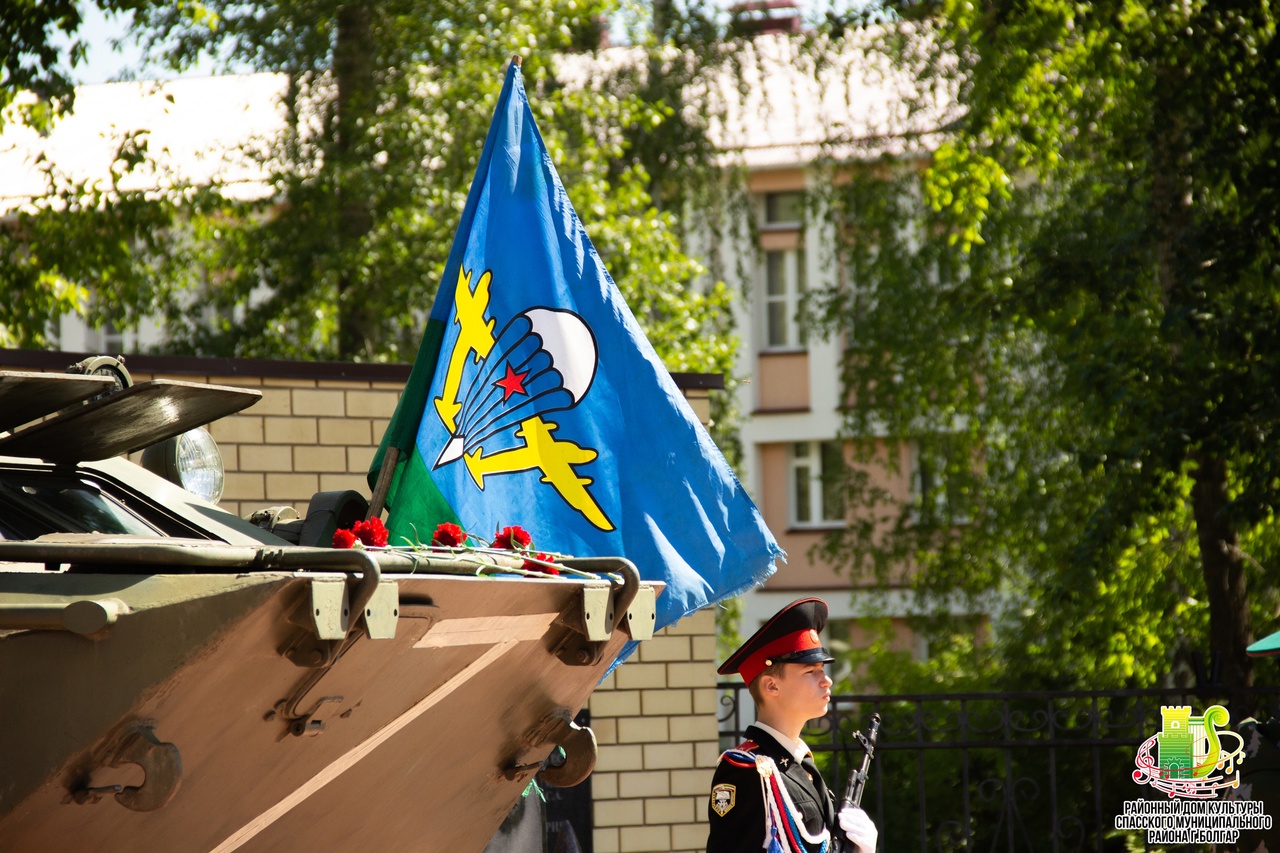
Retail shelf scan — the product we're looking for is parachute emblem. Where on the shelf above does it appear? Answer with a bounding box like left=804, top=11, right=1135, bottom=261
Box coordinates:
left=432, top=267, right=614, bottom=532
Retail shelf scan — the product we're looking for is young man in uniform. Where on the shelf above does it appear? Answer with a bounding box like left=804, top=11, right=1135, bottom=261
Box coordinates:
left=707, top=598, right=878, bottom=853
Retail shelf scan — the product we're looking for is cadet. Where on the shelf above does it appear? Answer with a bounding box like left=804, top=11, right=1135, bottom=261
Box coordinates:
left=707, top=598, right=878, bottom=853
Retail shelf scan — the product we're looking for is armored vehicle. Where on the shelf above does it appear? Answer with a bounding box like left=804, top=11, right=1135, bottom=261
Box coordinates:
left=0, top=363, right=658, bottom=852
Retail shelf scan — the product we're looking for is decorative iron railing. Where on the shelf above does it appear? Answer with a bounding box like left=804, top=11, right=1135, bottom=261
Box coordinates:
left=716, top=684, right=1280, bottom=852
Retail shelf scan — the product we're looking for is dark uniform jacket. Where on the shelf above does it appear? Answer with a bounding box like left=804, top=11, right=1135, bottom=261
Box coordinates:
left=1220, top=717, right=1280, bottom=853
left=706, top=725, right=843, bottom=853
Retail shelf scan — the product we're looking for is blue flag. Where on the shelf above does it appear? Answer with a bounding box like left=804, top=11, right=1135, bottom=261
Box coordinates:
left=371, top=62, right=780, bottom=633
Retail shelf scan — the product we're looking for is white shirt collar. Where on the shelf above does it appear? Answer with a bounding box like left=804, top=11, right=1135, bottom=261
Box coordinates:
left=754, top=721, right=810, bottom=765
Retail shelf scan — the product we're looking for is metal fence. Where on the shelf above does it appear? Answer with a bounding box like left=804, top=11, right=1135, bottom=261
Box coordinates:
left=716, top=683, right=1280, bottom=852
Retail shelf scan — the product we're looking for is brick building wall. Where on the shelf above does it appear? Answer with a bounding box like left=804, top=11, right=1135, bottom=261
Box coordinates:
left=1, top=350, right=724, bottom=853
left=589, top=607, right=721, bottom=853
left=191, top=373, right=402, bottom=520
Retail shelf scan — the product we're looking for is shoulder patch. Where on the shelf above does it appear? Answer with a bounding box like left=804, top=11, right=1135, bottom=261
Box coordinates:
left=711, top=783, right=736, bottom=817
left=719, top=748, right=757, bottom=769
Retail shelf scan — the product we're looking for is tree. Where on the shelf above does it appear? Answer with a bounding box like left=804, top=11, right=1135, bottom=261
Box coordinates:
left=1, top=0, right=743, bottom=383
left=812, top=0, right=1280, bottom=692
left=0, top=1, right=153, bottom=131
left=104, top=0, right=735, bottom=374
left=0, top=138, right=181, bottom=348
left=0, top=1, right=169, bottom=347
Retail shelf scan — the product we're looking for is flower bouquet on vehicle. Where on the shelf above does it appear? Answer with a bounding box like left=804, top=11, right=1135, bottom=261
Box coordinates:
left=330, top=518, right=569, bottom=578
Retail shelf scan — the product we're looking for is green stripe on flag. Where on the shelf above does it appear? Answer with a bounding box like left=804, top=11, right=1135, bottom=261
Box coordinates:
left=368, top=317, right=449, bottom=507
left=368, top=314, right=462, bottom=543
left=386, top=447, right=460, bottom=546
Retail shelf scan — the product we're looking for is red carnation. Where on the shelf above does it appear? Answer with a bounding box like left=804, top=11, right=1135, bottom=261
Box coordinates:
left=332, top=528, right=358, bottom=549
left=353, top=517, right=389, bottom=548
left=432, top=522, right=467, bottom=547
left=493, top=525, right=532, bottom=551
left=523, top=552, right=559, bottom=575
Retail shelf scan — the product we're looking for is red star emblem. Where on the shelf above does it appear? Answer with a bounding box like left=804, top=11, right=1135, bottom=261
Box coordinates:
left=493, top=363, right=529, bottom=402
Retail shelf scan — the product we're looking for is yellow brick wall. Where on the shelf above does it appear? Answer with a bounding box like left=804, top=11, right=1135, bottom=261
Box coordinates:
left=209, top=375, right=399, bottom=518
left=589, top=607, right=720, bottom=853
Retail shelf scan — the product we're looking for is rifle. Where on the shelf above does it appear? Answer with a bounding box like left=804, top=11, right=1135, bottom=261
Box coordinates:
left=840, top=713, right=882, bottom=810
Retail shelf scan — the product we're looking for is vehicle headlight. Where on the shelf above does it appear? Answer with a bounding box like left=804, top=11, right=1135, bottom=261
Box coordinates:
left=141, top=427, right=226, bottom=503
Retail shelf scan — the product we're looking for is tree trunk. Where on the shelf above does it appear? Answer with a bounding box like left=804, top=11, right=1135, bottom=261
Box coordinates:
left=1190, top=452, right=1252, bottom=689
left=334, top=3, right=377, bottom=360
left=643, top=0, right=671, bottom=210
left=1150, top=58, right=1252, bottom=689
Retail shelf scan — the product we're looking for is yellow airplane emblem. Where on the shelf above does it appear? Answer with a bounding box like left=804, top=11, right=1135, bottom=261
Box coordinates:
left=464, top=418, right=613, bottom=532
left=434, top=267, right=495, bottom=433
left=433, top=265, right=614, bottom=532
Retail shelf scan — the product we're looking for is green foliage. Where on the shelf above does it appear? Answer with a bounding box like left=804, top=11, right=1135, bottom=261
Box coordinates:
left=0, top=130, right=180, bottom=346
left=0, top=1, right=154, bottom=131
left=3, top=0, right=747, bottom=384
left=108, top=0, right=742, bottom=375
left=812, top=1, right=1280, bottom=690
left=1, top=0, right=92, bottom=130
left=716, top=594, right=745, bottom=663
left=0, top=1, right=169, bottom=340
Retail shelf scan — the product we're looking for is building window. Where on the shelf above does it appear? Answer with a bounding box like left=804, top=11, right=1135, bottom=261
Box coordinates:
left=759, top=190, right=807, bottom=351
left=97, top=322, right=130, bottom=354
left=763, top=247, right=806, bottom=349
left=909, top=441, right=968, bottom=524
left=824, top=617, right=853, bottom=685
left=764, top=191, right=805, bottom=227
left=790, top=440, right=845, bottom=526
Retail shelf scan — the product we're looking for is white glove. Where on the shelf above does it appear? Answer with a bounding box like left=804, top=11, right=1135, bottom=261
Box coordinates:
left=838, top=805, right=878, bottom=853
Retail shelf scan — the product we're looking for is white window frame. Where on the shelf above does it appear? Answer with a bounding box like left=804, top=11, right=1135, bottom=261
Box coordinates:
left=759, top=191, right=808, bottom=352
left=761, top=246, right=807, bottom=351
left=789, top=440, right=846, bottom=528
left=95, top=321, right=133, bottom=355
left=763, top=191, right=805, bottom=228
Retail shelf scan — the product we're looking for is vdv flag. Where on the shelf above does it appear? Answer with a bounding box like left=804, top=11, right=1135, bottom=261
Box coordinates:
left=369, top=61, right=781, bottom=632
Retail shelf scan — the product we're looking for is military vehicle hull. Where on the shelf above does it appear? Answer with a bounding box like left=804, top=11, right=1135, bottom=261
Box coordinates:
left=0, top=550, right=656, bottom=852
left=0, top=365, right=660, bottom=851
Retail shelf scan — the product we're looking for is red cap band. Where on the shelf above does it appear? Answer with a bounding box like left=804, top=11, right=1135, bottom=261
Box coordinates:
left=739, top=627, right=823, bottom=685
